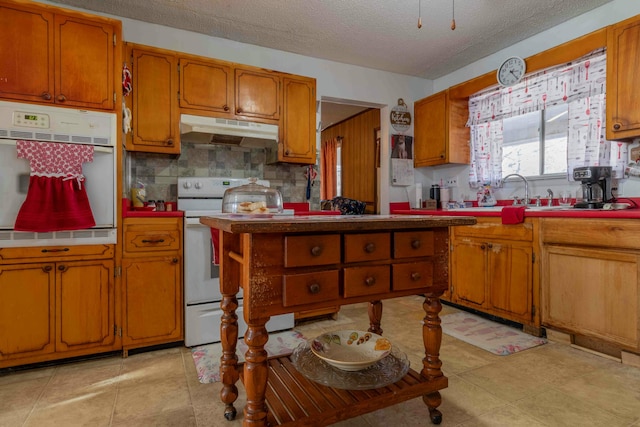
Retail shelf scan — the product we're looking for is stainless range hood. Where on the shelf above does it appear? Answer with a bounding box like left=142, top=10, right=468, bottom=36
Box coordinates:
left=180, top=114, right=279, bottom=148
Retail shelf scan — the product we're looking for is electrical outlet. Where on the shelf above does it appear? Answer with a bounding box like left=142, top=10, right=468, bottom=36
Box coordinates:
left=445, top=177, right=458, bottom=187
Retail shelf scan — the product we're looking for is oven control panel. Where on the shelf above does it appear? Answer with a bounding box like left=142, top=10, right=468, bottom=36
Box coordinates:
left=14, top=111, right=50, bottom=128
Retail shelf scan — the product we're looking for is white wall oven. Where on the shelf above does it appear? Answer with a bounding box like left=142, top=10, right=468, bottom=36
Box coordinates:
left=0, top=101, right=117, bottom=247
left=178, top=177, right=294, bottom=347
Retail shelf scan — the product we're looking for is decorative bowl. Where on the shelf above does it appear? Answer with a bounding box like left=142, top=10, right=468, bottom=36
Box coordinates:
left=310, top=330, right=392, bottom=371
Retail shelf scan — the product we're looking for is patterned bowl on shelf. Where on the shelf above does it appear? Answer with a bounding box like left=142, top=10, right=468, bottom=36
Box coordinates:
left=310, top=330, right=392, bottom=371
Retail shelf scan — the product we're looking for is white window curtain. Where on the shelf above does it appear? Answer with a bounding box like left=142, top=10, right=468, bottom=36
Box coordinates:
left=466, top=49, right=625, bottom=186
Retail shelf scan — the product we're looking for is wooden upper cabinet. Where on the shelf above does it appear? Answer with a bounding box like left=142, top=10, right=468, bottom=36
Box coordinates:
left=180, top=57, right=234, bottom=115
left=414, top=90, right=469, bottom=167
left=235, top=67, right=280, bottom=121
left=126, top=44, right=180, bottom=154
left=279, top=75, right=316, bottom=164
left=607, top=15, right=640, bottom=140
left=0, top=1, right=116, bottom=110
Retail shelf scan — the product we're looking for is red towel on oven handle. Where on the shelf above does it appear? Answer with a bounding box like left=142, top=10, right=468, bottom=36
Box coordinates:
left=501, top=206, right=526, bottom=224
left=210, top=227, right=220, bottom=265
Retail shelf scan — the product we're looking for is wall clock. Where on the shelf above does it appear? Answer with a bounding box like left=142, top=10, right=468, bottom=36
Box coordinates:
left=497, top=56, right=526, bottom=87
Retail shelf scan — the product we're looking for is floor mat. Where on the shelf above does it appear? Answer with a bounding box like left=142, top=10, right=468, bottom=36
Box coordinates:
left=191, top=330, right=307, bottom=383
left=441, top=311, right=547, bottom=356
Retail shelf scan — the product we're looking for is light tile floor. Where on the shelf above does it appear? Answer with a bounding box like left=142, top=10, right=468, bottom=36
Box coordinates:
left=2, top=296, right=640, bottom=426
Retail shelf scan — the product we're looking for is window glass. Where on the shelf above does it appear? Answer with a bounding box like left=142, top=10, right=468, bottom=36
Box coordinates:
left=501, top=103, right=568, bottom=178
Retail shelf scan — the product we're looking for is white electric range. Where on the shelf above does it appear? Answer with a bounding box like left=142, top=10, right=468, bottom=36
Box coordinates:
left=177, top=177, right=294, bottom=347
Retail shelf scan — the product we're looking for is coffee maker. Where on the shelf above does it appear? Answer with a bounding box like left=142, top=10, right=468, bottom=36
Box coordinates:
left=573, top=166, right=614, bottom=209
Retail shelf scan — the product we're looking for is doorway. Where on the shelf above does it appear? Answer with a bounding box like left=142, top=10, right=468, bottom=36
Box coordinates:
left=320, top=97, right=384, bottom=213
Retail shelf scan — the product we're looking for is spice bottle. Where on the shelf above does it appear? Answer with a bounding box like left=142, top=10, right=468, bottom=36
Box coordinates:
left=156, top=200, right=166, bottom=212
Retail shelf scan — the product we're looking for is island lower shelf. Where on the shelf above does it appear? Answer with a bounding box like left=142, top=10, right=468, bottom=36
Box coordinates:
left=239, top=354, right=448, bottom=426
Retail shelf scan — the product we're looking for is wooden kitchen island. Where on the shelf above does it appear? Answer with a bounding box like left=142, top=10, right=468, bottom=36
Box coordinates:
left=200, top=214, right=476, bottom=426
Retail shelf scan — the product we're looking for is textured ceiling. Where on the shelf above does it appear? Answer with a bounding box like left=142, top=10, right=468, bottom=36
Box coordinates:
left=48, top=0, right=613, bottom=79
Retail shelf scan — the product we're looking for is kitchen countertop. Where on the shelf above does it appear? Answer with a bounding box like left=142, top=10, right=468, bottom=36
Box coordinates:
left=392, top=206, right=640, bottom=219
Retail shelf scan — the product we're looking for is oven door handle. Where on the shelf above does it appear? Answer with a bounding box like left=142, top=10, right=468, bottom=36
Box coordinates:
left=185, top=217, right=206, bottom=226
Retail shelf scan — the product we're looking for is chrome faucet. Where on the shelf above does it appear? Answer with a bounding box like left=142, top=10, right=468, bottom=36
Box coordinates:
left=503, top=173, right=529, bottom=205
left=546, top=189, right=554, bottom=207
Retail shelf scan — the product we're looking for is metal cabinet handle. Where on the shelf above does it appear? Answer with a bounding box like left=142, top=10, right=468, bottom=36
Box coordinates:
left=172, top=258, right=179, bottom=264
left=41, top=248, right=70, bottom=253
left=166, top=139, right=174, bottom=146
left=411, top=239, right=421, bottom=249
left=308, top=283, right=321, bottom=294
left=613, top=123, right=621, bottom=130
left=58, top=265, right=66, bottom=271
left=411, top=272, right=422, bottom=281
left=223, top=105, right=229, bottom=111
left=142, top=239, right=165, bottom=244
left=56, top=94, right=66, bottom=102
left=236, top=108, right=243, bottom=114
left=41, top=92, right=52, bottom=101
left=310, top=246, right=323, bottom=256
left=364, top=276, right=376, bottom=287
left=42, top=265, right=53, bottom=272
left=364, top=243, right=376, bottom=253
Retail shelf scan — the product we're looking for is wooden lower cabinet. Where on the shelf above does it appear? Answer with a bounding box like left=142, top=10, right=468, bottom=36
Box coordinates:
left=0, top=258, right=117, bottom=368
left=121, top=217, right=183, bottom=354
left=541, top=218, right=640, bottom=351
left=121, top=256, right=182, bottom=350
left=450, top=218, right=540, bottom=331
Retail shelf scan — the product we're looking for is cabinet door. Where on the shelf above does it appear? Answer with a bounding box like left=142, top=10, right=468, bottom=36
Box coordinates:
left=451, top=238, right=486, bottom=307
left=279, top=76, right=316, bottom=164
left=607, top=16, right=640, bottom=140
left=0, top=263, right=55, bottom=363
left=414, top=91, right=447, bottom=167
left=180, top=58, right=234, bottom=115
left=543, top=245, right=639, bottom=349
left=0, top=3, right=54, bottom=103
left=122, top=256, right=182, bottom=347
left=487, top=242, right=532, bottom=322
left=235, top=68, right=280, bottom=121
left=56, top=260, right=116, bottom=352
left=128, top=45, right=180, bottom=154
left=55, top=14, right=115, bottom=109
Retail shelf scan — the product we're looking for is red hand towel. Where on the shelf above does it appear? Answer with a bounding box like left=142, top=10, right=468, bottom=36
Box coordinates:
left=210, top=227, right=220, bottom=265
left=501, top=206, right=526, bottom=224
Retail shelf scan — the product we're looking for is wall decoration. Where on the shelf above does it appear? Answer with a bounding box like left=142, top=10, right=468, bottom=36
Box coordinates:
left=390, top=98, right=411, bottom=133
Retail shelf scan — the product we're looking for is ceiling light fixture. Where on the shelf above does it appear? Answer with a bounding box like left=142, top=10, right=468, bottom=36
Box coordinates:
left=451, top=0, right=456, bottom=30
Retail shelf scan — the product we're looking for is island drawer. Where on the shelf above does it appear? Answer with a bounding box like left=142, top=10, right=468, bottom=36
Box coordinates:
left=392, top=262, right=433, bottom=291
left=284, top=234, right=341, bottom=267
left=393, top=231, right=434, bottom=259
left=343, top=265, right=391, bottom=297
left=343, top=233, right=390, bottom=263
left=282, top=270, right=340, bottom=307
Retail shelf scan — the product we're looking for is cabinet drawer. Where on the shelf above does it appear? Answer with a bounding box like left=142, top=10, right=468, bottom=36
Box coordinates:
left=284, top=235, right=340, bottom=267
left=0, top=244, right=114, bottom=263
left=394, top=231, right=434, bottom=259
left=453, top=219, right=533, bottom=241
left=283, top=270, right=340, bottom=307
left=344, top=233, right=390, bottom=263
left=541, top=218, right=640, bottom=250
left=123, top=218, right=182, bottom=254
left=343, top=265, right=390, bottom=297
left=392, top=262, right=433, bottom=291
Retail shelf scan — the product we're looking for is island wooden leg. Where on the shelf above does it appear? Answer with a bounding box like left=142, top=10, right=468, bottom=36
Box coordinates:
left=422, top=295, right=444, bottom=424
left=367, top=300, right=383, bottom=335
left=219, top=294, right=240, bottom=421
left=242, top=319, right=270, bottom=426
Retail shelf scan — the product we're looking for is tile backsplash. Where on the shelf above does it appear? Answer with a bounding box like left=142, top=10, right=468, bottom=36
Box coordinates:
left=127, top=142, right=321, bottom=208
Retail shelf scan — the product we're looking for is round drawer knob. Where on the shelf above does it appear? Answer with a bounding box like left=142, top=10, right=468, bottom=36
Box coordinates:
left=411, top=239, right=421, bottom=249
left=364, top=276, right=376, bottom=287
left=308, top=283, right=321, bottom=294
left=310, top=246, right=323, bottom=256
left=613, top=123, right=621, bottom=130
left=364, top=243, right=376, bottom=253
left=411, top=272, right=422, bottom=281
